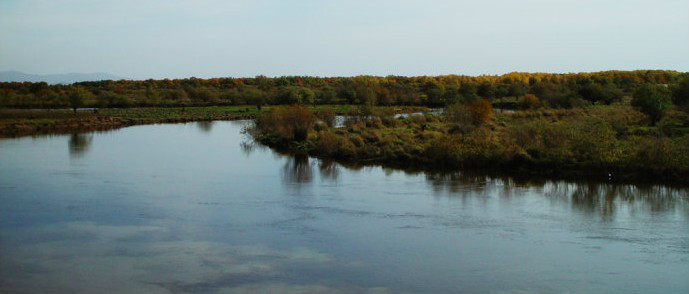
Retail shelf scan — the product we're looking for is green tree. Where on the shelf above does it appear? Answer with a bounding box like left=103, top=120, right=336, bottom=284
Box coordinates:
left=422, top=80, right=445, bottom=106
left=67, top=87, right=89, bottom=113
left=672, top=76, right=689, bottom=111
left=242, top=88, right=265, bottom=109
left=632, top=84, right=672, bottom=125
left=507, top=83, right=528, bottom=97
left=97, top=91, right=131, bottom=107
left=279, top=86, right=315, bottom=105
left=477, top=82, right=496, bottom=99
left=578, top=84, right=623, bottom=105
left=318, top=87, right=337, bottom=105
left=459, top=82, right=478, bottom=103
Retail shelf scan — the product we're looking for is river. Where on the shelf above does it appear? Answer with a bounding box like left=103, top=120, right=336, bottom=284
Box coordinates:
left=0, top=121, right=687, bottom=294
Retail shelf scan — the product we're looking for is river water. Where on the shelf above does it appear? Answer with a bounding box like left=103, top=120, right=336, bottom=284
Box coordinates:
left=0, top=121, right=687, bottom=294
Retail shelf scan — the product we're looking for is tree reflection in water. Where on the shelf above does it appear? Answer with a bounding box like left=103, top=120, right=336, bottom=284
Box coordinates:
left=318, top=160, right=339, bottom=182
left=282, top=154, right=313, bottom=186
left=196, top=121, right=214, bottom=133
left=418, top=170, right=688, bottom=219
left=68, top=133, right=93, bottom=158
left=239, top=137, right=267, bottom=157
left=250, top=124, right=687, bottom=220
left=549, top=182, right=688, bottom=220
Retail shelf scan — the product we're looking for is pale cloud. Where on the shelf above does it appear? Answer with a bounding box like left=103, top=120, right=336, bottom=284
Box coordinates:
left=0, top=221, right=382, bottom=294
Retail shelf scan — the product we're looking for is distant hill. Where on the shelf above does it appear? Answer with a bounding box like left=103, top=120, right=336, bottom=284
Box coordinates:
left=0, top=70, right=124, bottom=84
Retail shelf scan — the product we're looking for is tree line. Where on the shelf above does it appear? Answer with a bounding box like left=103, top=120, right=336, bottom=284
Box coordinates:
left=1, top=70, right=687, bottom=111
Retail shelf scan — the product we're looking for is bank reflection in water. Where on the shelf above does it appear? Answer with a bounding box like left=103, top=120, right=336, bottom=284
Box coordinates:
left=281, top=154, right=314, bottom=186
left=420, top=170, right=688, bottom=219
left=278, top=155, right=342, bottom=185
left=318, top=159, right=339, bottom=182
left=269, top=147, right=688, bottom=220
left=196, top=121, right=214, bottom=133
left=297, top=159, right=689, bottom=220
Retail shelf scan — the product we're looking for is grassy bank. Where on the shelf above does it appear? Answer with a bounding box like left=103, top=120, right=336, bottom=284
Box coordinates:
left=0, top=105, right=428, bottom=137
left=250, top=104, right=689, bottom=184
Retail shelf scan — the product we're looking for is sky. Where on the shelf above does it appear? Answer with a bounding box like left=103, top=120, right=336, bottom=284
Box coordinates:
left=0, top=0, right=688, bottom=79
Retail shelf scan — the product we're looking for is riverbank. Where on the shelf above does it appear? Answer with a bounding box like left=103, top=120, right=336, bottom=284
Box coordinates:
left=0, top=105, right=429, bottom=137
left=250, top=104, right=689, bottom=184
left=0, top=106, right=257, bottom=137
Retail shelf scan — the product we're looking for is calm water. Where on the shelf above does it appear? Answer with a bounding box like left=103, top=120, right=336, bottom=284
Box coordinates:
left=0, top=121, right=687, bottom=294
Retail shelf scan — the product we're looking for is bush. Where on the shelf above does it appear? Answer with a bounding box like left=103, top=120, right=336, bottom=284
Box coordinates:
left=255, top=105, right=316, bottom=141
left=446, top=100, right=494, bottom=126
left=468, top=99, right=494, bottom=125
left=315, top=109, right=336, bottom=128
left=518, top=94, right=540, bottom=110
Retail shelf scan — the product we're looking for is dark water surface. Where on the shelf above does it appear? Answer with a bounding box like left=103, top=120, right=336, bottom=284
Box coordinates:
left=1, top=121, right=687, bottom=294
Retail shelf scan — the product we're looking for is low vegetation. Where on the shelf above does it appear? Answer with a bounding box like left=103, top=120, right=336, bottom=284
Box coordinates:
left=250, top=101, right=689, bottom=183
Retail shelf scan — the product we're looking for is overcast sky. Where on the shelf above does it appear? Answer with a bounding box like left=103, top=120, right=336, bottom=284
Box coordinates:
left=1, top=0, right=687, bottom=79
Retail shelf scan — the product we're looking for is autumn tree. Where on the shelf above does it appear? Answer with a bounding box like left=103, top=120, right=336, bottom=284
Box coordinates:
left=256, top=105, right=316, bottom=141
left=446, top=99, right=493, bottom=126
left=518, top=94, right=540, bottom=110
left=468, top=99, right=494, bottom=125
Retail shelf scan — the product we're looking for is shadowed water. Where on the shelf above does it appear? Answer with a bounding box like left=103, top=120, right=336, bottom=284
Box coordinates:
left=0, top=121, right=687, bottom=294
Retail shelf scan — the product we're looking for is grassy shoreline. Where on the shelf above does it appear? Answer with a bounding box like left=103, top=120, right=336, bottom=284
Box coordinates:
left=0, top=106, right=255, bottom=137
left=0, top=105, right=428, bottom=138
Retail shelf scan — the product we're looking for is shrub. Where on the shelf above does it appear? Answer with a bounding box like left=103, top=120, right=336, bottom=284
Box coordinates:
left=468, top=99, right=494, bottom=125
left=445, top=103, right=471, bottom=125
left=314, top=130, right=339, bottom=156
left=315, top=109, right=336, bottom=128
left=255, top=105, right=316, bottom=141
left=518, top=94, right=540, bottom=110
left=446, top=100, right=494, bottom=126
